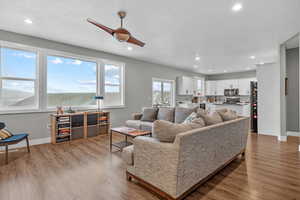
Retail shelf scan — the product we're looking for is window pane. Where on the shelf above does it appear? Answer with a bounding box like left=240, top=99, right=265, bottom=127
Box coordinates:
left=47, top=56, right=97, bottom=107
left=152, top=81, right=162, bottom=105
left=105, top=64, right=120, bottom=85
left=0, top=48, right=36, bottom=79
left=103, top=64, right=123, bottom=106
left=152, top=80, right=174, bottom=107
left=162, top=82, right=172, bottom=106
left=0, top=80, right=36, bottom=109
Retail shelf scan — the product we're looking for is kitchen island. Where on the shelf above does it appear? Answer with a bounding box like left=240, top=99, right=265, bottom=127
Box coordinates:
left=206, top=103, right=250, bottom=117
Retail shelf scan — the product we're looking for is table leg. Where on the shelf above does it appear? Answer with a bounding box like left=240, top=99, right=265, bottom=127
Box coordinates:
left=110, top=130, right=112, bottom=152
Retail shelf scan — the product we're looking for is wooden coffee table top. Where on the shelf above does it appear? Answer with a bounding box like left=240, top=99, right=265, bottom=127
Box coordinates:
left=111, top=126, right=151, bottom=137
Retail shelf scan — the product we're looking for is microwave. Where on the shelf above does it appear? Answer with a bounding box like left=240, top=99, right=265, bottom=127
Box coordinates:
left=224, top=88, right=239, bottom=96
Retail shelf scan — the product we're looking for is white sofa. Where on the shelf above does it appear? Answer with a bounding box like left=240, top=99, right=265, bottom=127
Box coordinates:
left=123, top=117, right=250, bottom=200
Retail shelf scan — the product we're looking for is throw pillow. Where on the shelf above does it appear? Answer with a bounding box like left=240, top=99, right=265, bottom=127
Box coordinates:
left=0, top=129, right=13, bottom=140
left=200, top=111, right=223, bottom=126
left=140, top=107, right=158, bottom=122
left=157, top=107, right=175, bottom=122
left=182, top=112, right=198, bottom=124
left=174, top=107, right=197, bottom=123
left=216, top=108, right=228, bottom=115
left=152, top=120, right=204, bottom=143
left=191, top=117, right=206, bottom=127
left=219, top=110, right=238, bottom=121
left=196, top=108, right=208, bottom=117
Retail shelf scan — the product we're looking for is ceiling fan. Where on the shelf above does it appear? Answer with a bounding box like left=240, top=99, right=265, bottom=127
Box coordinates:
left=87, top=11, right=145, bottom=47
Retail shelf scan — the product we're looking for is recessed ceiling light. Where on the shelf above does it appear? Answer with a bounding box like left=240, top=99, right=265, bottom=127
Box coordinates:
left=246, top=67, right=251, bottom=70
left=127, top=46, right=133, bottom=51
left=24, top=18, right=33, bottom=24
left=250, top=56, right=256, bottom=59
left=259, top=62, right=265, bottom=65
left=195, top=56, right=200, bottom=61
left=224, top=70, right=228, bottom=73
left=232, top=3, right=243, bottom=12
left=193, top=65, right=198, bottom=68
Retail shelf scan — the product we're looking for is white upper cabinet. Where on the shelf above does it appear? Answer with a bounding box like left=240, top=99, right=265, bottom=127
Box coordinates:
left=205, top=78, right=256, bottom=96
left=177, top=76, right=205, bottom=96
left=205, top=81, right=217, bottom=96
left=238, top=78, right=256, bottom=95
left=177, top=76, right=195, bottom=95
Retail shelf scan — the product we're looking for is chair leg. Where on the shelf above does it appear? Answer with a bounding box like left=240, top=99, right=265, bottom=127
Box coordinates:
left=5, top=144, right=8, bottom=164
left=26, top=136, right=30, bottom=153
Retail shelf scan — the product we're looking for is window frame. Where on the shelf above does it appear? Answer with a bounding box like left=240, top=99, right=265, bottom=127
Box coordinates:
left=152, top=78, right=175, bottom=107
left=0, top=41, right=126, bottom=114
left=0, top=43, right=40, bottom=113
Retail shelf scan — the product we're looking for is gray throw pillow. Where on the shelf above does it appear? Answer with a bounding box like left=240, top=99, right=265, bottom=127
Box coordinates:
left=140, top=107, right=158, bottom=122
left=174, top=107, right=197, bottom=123
left=157, top=107, right=175, bottom=122
left=219, top=110, right=238, bottom=121
left=200, top=111, right=223, bottom=126
left=152, top=120, right=204, bottom=142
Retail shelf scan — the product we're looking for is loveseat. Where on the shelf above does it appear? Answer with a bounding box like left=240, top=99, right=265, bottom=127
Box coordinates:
left=123, top=116, right=249, bottom=199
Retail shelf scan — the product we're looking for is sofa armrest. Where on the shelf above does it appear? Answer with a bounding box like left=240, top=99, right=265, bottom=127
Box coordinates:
left=132, top=136, right=180, bottom=197
left=132, top=113, right=143, bottom=120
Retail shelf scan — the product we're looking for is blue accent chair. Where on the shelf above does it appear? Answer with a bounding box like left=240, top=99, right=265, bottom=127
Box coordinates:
left=0, top=122, right=30, bottom=164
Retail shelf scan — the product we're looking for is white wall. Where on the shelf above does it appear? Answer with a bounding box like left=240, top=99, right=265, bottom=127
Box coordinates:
left=0, top=30, right=204, bottom=140
left=257, top=63, right=281, bottom=136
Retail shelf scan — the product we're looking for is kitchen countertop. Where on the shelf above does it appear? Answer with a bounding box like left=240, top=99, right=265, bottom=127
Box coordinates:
left=212, top=103, right=250, bottom=106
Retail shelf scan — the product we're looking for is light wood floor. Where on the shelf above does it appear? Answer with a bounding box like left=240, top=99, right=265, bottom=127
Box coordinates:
left=0, top=133, right=299, bottom=200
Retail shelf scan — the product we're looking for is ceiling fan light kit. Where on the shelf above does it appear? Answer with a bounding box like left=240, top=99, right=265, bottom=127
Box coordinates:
left=87, top=11, right=145, bottom=47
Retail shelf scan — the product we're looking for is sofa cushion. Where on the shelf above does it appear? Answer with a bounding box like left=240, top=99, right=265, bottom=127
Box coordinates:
left=157, top=107, right=175, bottom=122
left=182, top=112, right=198, bottom=124
left=122, top=145, right=134, bottom=165
left=196, top=108, right=208, bottom=117
left=126, top=120, right=141, bottom=129
left=141, top=107, right=158, bottom=122
left=216, top=108, right=228, bottom=115
left=218, top=110, right=238, bottom=121
left=140, top=121, right=153, bottom=132
left=200, top=111, right=223, bottom=126
left=174, top=107, right=197, bottom=123
left=152, top=120, right=204, bottom=142
left=191, top=117, right=206, bottom=127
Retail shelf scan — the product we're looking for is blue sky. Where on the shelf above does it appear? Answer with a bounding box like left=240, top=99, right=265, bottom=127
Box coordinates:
left=1, top=48, right=120, bottom=94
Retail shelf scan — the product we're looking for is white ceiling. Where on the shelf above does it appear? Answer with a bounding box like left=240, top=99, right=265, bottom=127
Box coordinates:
left=0, top=0, right=299, bottom=74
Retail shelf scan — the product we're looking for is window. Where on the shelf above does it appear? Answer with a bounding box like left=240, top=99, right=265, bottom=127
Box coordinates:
left=152, top=79, right=175, bottom=107
left=103, top=64, right=124, bottom=107
left=47, top=55, right=97, bottom=108
left=0, top=47, right=38, bottom=110
left=0, top=41, right=125, bottom=113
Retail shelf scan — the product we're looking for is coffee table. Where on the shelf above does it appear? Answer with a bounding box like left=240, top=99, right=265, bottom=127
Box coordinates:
left=110, top=126, right=151, bottom=152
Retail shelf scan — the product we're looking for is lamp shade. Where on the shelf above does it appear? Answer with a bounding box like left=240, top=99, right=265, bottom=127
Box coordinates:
left=94, top=96, right=104, bottom=100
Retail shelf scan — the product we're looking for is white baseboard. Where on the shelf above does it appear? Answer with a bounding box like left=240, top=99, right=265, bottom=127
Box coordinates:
left=0, top=137, right=50, bottom=151
left=287, top=131, right=300, bottom=137
left=278, top=135, right=287, bottom=142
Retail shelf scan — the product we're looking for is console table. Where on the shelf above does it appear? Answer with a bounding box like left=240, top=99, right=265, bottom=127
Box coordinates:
left=50, top=111, right=110, bottom=144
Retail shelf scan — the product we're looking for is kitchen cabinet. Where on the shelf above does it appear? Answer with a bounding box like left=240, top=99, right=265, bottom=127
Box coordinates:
left=177, top=76, right=205, bottom=96
left=177, top=76, right=195, bottom=95
left=205, top=78, right=256, bottom=96
left=205, top=81, right=217, bottom=96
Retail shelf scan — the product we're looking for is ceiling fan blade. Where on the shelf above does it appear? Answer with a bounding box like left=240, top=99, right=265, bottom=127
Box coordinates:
left=127, top=36, right=145, bottom=47
left=87, top=18, right=114, bottom=35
